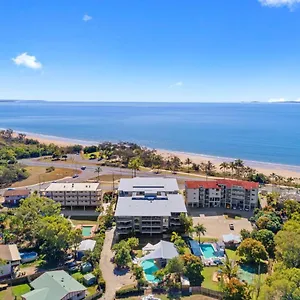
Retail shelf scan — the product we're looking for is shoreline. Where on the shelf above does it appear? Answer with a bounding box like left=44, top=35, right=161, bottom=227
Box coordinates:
left=9, top=129, right=300, bottom=179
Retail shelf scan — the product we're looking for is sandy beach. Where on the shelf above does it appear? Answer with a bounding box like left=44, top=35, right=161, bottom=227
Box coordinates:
left=19, top=131, right=300, bottom=179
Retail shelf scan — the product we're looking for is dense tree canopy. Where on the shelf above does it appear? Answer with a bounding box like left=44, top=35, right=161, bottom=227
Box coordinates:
left=237, top=238, right=268, bottom=263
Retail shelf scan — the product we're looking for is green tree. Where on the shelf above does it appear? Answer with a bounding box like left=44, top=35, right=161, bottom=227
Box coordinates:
left=275, top=218, right=300, bottom=268
left=114, top=247, right=131, bottom=268
left=185, top=158, right=192, bottom=173
left=179, top=213, right=193, bottom=235
left=126, top=237, right=139, bottom=251
left=171, top=232, right=187, bottom=255
left=37, top=215, right=75, bottom=261
left=69, top=228, right=83, bottom=256
left=128, top=157, right=142, bottom=177
left=251, top=229, right=275, bottom=256
left=229, top=161, right=236, bottom=177
left=194, top=223, right=206, bottom=243
left=237, top=238, right=268, bottom=264
left=132, top=265, right=146, bottom=289
left=166, top=256, right=185, bottom=287
left=220, top=162, right=229, bottom=178
left=259, top=268, right=300, bottom=300
left=181, top=254, right=204, bottom=286
left=223, top=278, right=251, bottom=300
left=240, top=229, right=251, bottom=240
left=284, top=199, right=300, bottom=219
left=170, top=156, right=181, bottom=173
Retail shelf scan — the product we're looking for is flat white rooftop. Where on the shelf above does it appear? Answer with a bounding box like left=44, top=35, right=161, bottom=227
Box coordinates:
left=45, top=183, right=100, bottom=192
left=118, top=177, right=179, bottom=192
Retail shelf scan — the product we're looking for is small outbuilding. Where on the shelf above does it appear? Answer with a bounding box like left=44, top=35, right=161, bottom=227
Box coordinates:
left=222, top=234, right=241, bottom=245
left=83, top=273, right=96, bottom=286
left=77, top=239, right=96, bottom=260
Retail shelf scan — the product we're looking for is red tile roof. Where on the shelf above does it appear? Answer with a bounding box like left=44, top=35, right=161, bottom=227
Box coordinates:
left=3, top=189, right=30, bottom=197
left=185, top=179, right=259, bottom=190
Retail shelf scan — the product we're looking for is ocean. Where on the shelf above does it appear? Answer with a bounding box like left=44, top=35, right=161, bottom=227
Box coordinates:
left=0, top=101, right=299, bottom=166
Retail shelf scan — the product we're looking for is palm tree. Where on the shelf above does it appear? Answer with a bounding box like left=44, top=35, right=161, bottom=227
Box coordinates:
left=185, top=158, right=192, bottom=173
left=229, top=162, right=236, bottom=178
left=206, top=161, right=216, bottom=177
left=220, top=162, right=229, bottom=178
left=194, top=223, right=206, bottom=243
left=95, top=166, right=102, bottom=182
left=128, top=157, right=142, bottom=177
left=170, top=156, right=181, bottom=174
left=220, top=255, right=239, bottom=280
left=234, top=159, right=244, bottom=178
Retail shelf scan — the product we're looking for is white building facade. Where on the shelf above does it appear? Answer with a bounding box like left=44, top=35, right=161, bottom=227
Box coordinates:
left=115, top=177, right=187, bottom=235
left=43, top=183, right=101, bottom=213
left=185, top=179, right=259, bottom=210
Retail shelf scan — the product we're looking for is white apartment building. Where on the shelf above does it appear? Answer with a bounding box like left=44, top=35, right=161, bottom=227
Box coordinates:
left=115, top=177, right=187, bottom=235
left=185, top=179, right=259, bottom=210
left=43, top=183, right=101, bottom=213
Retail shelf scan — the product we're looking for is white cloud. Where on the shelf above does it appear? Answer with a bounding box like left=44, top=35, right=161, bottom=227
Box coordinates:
left=169, top=81, right=183, bottom=88
left=83, top=14, right=92, bottom=22
left=258, top=0, right=300, bottom=8
left=12, top=53, right=42, bottom=69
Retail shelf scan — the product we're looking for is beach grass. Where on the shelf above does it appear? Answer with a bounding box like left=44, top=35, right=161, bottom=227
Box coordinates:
left=12, top=166, right=78, bottom=187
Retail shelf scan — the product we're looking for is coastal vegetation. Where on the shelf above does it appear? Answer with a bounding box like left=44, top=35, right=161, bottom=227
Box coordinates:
left=0, top=129, right=81, bottom=187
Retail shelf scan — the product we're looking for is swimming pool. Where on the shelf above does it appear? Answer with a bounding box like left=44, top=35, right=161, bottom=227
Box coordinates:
left=141, top=260, right=160, bottom=283
left=200, top=244, right=216, bottom=259
left=82, top=226, right=93, bottom=237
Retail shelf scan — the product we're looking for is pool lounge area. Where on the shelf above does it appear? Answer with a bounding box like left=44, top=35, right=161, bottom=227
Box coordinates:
left=189, top=240, right=225, bottom=265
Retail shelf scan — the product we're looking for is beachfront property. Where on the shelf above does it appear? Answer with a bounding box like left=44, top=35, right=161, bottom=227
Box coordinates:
left=0, top=244, right=21, bottom=278
left=42, top=183, right=101, bottom=214
left=3, top=189, right=30, bottom=205
left=185, top=179, right=259, bottom=210
left=22, top=270, right=86, bottom=300
left=115, top=177, right=187, bottom=235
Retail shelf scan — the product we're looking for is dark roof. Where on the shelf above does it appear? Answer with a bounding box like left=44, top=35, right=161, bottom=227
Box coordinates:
left=3, top=189, right=30, bottom=197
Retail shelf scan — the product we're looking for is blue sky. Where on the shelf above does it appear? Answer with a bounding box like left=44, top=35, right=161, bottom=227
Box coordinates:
left=1, top=0, right=300, bottom=102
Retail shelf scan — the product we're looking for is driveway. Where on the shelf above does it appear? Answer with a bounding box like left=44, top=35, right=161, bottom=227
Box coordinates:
left=100, top=227, right=134, bottom=300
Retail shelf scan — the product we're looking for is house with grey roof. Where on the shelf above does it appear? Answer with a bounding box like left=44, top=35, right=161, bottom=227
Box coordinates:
left=115, top=177, right=187, bottom=235
left=22, top=270, right=86, bottom=300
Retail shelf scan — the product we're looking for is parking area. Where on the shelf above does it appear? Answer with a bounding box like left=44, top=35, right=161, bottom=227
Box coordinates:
left=190, top=208, right=253, bottom=239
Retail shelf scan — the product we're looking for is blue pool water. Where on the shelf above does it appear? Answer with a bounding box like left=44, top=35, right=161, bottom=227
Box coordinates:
left=200, top=244, right=216, bottom=259
left=141, top=259, right=160, bottom=283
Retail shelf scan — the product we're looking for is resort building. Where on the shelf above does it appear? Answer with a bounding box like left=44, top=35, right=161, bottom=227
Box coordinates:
left=22, top=270, right=86, bottom=300
left=43, top=183, right=101, bottom=214
left=0, top=244, right=21, bottom=278
left=185, top=179, right=259, bottom=210
left=115, top=177, right=187, bottom=235
left=3, top=189, right=30, bottom=205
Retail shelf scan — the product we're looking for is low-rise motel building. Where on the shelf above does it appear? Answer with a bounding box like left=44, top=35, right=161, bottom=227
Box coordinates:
left=42, top=183, right=101, bottom=215
left=3, top=189, right=30, bottom=206
left=185, top=179, right=259, bottom=210
left=115, top=177, right=187, bottom=235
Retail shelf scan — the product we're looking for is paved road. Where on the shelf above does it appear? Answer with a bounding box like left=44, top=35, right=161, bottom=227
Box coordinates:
left=100, top=227, right=134, bottom=300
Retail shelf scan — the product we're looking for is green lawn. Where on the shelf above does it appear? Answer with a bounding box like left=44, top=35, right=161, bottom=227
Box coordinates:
left=12, top=284, right=31, bottom=298
left=70, top=218, right=98, bottom=226
left=225, top=249, right=239, bottom=261
left=20, top=258, right=45, bottom=269
left=197, top=237, right=218, bottom=243
left=83, top=151, right=100, bottom=159
left=202, top=267, right=221, bottom=291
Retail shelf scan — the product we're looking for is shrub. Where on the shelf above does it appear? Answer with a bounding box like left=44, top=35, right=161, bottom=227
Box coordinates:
left=46, top=166, right=55, bottom=173
left=115, top=284, right=142, bottom=298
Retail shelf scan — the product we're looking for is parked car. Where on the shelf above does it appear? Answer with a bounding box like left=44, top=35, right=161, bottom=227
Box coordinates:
left=72, top=174, right=79, bottom=178
left=81, top=166, right=86, bottom=170
left=229, top=223, right=234, bottom=230
left=67, top=261, right=79, bottom=272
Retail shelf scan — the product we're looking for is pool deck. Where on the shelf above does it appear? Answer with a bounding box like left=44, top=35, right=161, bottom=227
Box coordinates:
left=75, top=224, right=97, bottom=238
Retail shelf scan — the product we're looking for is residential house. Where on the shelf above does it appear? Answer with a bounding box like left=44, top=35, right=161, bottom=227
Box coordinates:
left=0, top=244, right=21, bottom=278
left=3, top=189, right=30, bottom=205
left=22, top=270, right=87, bottom=300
